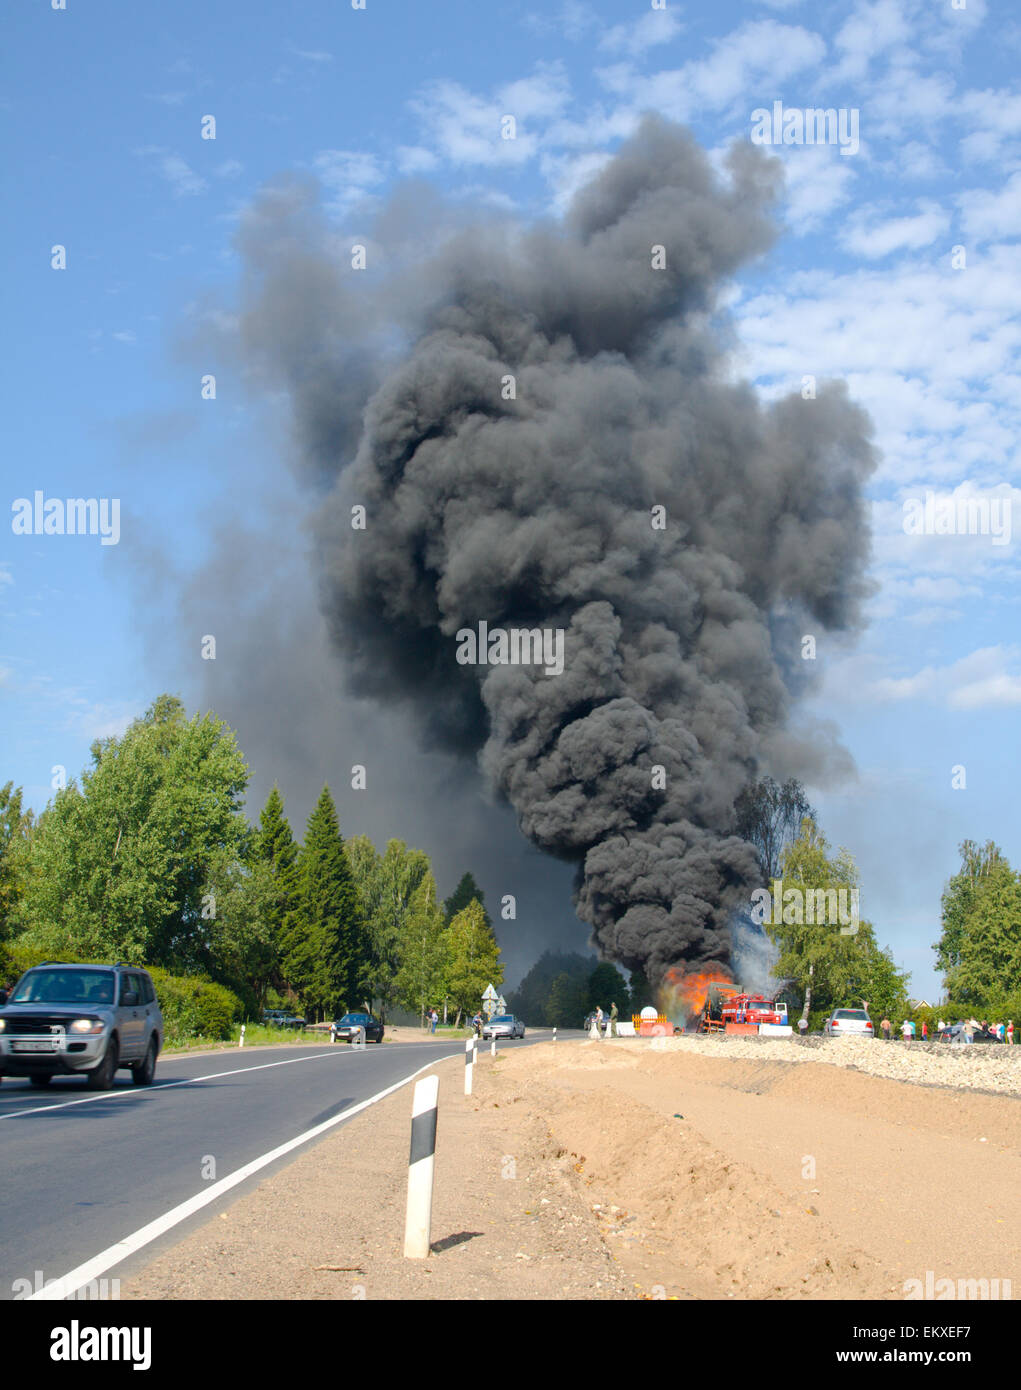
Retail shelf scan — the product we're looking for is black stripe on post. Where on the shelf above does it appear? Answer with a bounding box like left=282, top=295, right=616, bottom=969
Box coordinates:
left=409, top=1107, right=438, bottom=1167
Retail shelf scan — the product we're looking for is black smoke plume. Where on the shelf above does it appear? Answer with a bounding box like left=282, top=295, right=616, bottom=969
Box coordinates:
left=237, top=116, right=876, bottom=985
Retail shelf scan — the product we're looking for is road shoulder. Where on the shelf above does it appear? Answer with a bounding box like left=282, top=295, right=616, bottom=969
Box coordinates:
left=120, top=1047, right=634, bottom=1301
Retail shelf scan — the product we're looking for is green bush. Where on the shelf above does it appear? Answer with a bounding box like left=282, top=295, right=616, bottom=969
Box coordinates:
left=2, top=941, right=85, bottom=985
left=147, top=968, right=243, bottom=1045
left=0, top=947, right=241, bottom=1045
left=212, top=973, right=260, bottom=1022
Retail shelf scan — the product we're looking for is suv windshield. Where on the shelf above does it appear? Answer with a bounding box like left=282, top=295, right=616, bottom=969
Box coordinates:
left=11, top=969, right=115, bottom=1006
left=491, top=1015, right=512, bottom=1023
left=339, top=1014, right=370, bottom=1024
left=835, top=1010, right=869, bottom=1019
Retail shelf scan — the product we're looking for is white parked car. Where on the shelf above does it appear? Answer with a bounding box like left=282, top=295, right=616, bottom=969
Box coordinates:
left=823, top=1008, right=874, bottom=1037
left=482, top=1014, right=525, bottom=1039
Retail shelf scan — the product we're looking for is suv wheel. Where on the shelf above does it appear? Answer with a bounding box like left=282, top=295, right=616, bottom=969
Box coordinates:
left=86, top=1036, right=119, bottom=1091
left=131, top=1036, right=157, bottom=1086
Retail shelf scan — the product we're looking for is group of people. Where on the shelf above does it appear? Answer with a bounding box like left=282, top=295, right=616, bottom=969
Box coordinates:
left=878, top=1016, right=1014, bottom=1043
left=879, top=1017, right=928, bottom=1041
left=588, top=1003, right=620, bottom=1037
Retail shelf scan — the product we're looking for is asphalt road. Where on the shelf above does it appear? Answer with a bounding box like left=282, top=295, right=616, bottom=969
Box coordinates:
left=0, top=1032, right=566, bottom=1299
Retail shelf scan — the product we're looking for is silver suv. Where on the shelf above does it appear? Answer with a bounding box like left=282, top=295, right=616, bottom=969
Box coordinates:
left=0, top=962, right=163, bottom=1090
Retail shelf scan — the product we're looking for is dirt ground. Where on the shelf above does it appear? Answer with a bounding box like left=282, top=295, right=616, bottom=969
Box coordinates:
left=122, top=1038, right=1021, bottom=1300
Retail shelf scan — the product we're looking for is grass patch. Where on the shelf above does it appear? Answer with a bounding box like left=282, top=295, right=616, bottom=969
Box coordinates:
left=162, top=1023, right=329, bottom=1055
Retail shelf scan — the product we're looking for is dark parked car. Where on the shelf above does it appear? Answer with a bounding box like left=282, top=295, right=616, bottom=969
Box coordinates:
left=939, top=1022, right=1003, bottom=1044
left=332, top=1012, right=383, bottom=1044
left=264, top=1010, right=306, bottom=1029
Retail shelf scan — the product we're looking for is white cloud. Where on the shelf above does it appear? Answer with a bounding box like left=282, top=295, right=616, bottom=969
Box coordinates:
left=599, top=9, right=683, bottom=58
left=863, top=66, right=956, bottom=144
left=779, top=147, right=857, bottom=232
left=959, top=88, right=1021, bottom=165
left=160, top=155, right=207, bottom=197
left=523, top=1, right=600, bottom=43
left=312, top=149, right=387, bottom=216
left=289, top=46, right=333, bottom=63
left=595, top=20, right=826, bottom=123
left=539, top=149, right=614, bottom=216
left=865, top=646, right=1021, bottom=709
left=396, top=145, right=439, bottom=174
left=831, top=0, right=912, bottom=82
left=838, top=200, right=950, bottom=259
left=409, top=63, right=571, bottom=167
left=958, top=171, right=1021, bottom=242
left=884, top=141, right=948, bottom=181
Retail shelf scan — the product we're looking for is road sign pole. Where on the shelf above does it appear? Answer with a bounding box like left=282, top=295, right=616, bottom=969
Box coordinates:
left=404, top=1074, right=439, bottom=1259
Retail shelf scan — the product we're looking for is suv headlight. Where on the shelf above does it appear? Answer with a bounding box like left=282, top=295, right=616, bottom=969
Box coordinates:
left=0, top=1019, right=5, bottom=1032
left=70, top=1019, right=105, bottom=1034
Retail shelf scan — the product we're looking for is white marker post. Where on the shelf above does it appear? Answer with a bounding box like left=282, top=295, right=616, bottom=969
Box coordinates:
left=403, top=1074, right=439, bottom=1259
left=490, top=1037, right=496, bottom=1058
left=464, top=1037, right=473, bottom=1096
left=553, top=1027, right=557, bottom=1043
left=239, top=1024, right=246, bottom=1049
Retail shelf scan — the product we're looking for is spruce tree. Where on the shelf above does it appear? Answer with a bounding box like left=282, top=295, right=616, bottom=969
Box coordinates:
left=254, top=786, right=298, bottom=993
left=444, top=871, right=491, bottom=927
left=287, top=788, right=365, bottom=1019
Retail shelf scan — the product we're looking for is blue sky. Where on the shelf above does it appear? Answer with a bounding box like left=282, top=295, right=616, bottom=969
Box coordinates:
left=3, top=0, right=1019, bottom=995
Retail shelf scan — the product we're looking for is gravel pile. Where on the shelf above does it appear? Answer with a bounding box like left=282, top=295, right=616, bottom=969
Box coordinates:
left=645, top=1032, right=1021, bottom=1095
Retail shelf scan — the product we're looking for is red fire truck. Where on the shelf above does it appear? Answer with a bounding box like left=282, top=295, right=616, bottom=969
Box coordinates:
left=697, top=985, right=788, bottom=1033
left=720, top=993, right=788, bottom=1027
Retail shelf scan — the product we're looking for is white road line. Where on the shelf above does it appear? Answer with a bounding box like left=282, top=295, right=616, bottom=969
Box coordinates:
left=0, top=1049, right=342, bottom=1121
left=0, top=1040, right=468, bottom=1121
left=28, top=1054, right=457, bottom=1300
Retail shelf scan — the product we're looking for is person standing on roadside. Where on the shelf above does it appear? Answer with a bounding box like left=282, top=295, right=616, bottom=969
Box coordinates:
left=798, top=1015, right=808, bottom=1037
left=1008, top=1019, right=1015, bottom=1045
left=901, top=1017, right=912, bottom=1042
left=881, top=1016, right=891, bottom=1041
left=610, top=1001, right=619, bottom=1038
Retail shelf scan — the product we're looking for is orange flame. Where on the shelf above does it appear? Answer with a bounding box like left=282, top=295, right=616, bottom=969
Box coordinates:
left=658, top=965, right=734, bottom=1025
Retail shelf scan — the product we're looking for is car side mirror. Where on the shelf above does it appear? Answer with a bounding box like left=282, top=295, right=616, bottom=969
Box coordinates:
left=122, top=990, right=139, bottom=1007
